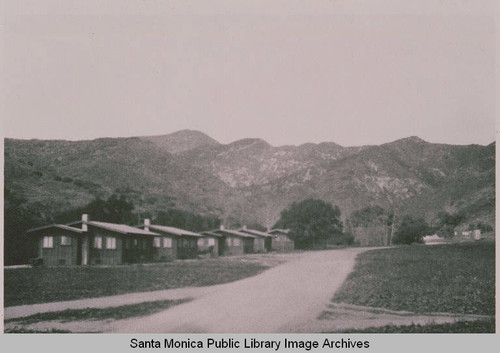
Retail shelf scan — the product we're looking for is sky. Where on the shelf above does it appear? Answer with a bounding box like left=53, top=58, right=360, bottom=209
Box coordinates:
left=2, top=0, right=497, bottom=147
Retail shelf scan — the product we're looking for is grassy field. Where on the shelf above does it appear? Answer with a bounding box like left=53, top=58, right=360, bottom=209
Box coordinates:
left=4, top=256, right=275, bottom=307
left=5, top=299, right=190, bottom=325
left=329, top=319, right=495, bottom=333
left=333, top=241, right=495, bottom=316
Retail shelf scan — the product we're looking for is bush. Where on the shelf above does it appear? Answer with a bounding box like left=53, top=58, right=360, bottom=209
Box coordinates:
left=329, top=233, right=355, bottom=246
left=393, top=216, right=430, bottom=245
left=274, top=198, right=344, bottom=249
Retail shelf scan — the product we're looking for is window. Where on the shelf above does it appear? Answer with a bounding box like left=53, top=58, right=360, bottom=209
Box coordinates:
left=133, top=239, right=138, bottom=247
left=183, top=239, right=189, bottom=248
left=208, top=238, right=215, bottom=246
left=226, top=238, right=232, bottom=246
left=153, top=237, right=161, bottom=248
left=125, top=239, right=130, bottom=249
left=60, top=235, right=71, bottom=246
left=197, top=238, right=204, bottom=247
left=42, top=236, right=53, bottom=248
left=233, top=238, right=241, bottom=246
left=106, top=237, right=116, bottom=249
left=163, top=237, right=172, bottom=248
left=94, top=236, right=102, bottom=249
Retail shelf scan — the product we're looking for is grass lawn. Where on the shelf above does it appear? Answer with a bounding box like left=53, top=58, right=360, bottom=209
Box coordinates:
left=5, top=298, right=190, bottom=327
left=328, top=319, right=495, bottom=333
left=4, top=328, right=71, bottom=334
left=333, top=241, right=495, bottom=316
left=4, top=256, right=270, bottom=307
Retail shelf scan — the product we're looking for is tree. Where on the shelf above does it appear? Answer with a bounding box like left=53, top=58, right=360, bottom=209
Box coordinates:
left=349, top=205, right=392, bottom=246
left=155, top=209, right=220, bottom=232
left=4, top=188, right=39, bottom=265
left=273, top=198, right=343, bottom=249
left=393, top=215, right=431, bottom=245
left=55, top=194, right=135, bottom=224
left=434, top=211, right=464, bottom=238
left=350, top=205, right=387, bottom=228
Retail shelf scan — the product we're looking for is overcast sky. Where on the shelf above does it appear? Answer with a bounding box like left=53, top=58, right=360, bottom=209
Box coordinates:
left=2, top=1, right=496, bottom=146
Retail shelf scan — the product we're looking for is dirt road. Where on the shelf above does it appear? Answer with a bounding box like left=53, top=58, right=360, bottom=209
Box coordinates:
left=108, top=248, right=367, bottom=333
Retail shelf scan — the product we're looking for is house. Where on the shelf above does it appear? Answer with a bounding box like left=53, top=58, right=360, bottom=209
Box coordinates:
left=198, top=231, right=222, bottom=257
left=27, top=224, right=84, bottom=266
left=213, top=226, right=257, bottom=256
left=239, top=226, right=272, bottom=252
left=267, top=229, right=295, bottom=252
left=423, top=234, right=447, bottom=245
left=137, top=219, right=202, bottom=260
left=27, top=214, right=160, bottom=266
left=460, top=229, right=481, bottom=241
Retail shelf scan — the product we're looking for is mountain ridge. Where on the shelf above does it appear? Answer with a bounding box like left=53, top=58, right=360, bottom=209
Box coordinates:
left=4, top=130, right=495, bottom=228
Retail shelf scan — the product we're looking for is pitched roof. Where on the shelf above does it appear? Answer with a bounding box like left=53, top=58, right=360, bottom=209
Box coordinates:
left=88, top=221, right=159, bottom=235
left=268, top=229, right=290, bottom=235
left=239, top=228, right=273, bottom=238
left=27, top=224, right=84, bottom=234
left=146, top=224, right=202, bottom=237
left=214, top=229, right=257, bottom=238
left=200, top=231, right=223, bottom=237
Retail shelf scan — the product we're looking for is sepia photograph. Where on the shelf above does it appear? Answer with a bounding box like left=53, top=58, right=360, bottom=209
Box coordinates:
left=2, top=0, right=496, bottom=337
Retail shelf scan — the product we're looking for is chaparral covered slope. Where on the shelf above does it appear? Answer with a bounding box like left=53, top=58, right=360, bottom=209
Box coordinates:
left=4, top=130, right=494, bottom=228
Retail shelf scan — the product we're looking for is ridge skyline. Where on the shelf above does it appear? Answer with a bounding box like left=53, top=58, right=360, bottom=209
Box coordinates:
left=5, top=128, right=495, bottom=149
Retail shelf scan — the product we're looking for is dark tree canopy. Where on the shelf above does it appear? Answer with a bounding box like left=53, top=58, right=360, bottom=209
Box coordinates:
left=393, top=216, right=431, bottom=245
left=154, top=209, right=220, bottom=232
left=349, top=205, right=391, bottom=228
left=433, top=211, right=465, bottom=238
left=55, top=194, right=136, bottom=225
left=273, top=198, right=344, bottom=249
left=4, top=188, right=39, bottom=266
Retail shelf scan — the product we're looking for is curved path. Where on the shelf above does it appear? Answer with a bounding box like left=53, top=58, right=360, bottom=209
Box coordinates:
left=108, top=248, right=367, bottom=333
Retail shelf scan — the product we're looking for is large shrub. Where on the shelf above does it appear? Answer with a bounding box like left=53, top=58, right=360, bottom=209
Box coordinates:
left=274, top=198, right=344, bottom=249
left=393, top=216, right=431, bottom=245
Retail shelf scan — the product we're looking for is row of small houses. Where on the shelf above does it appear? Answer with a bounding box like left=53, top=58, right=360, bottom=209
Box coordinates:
left=27, top=214, right=294, bottom=266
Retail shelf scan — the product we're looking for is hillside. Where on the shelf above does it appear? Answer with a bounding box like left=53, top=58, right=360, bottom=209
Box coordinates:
left=4, top=131, right=495, bottom=229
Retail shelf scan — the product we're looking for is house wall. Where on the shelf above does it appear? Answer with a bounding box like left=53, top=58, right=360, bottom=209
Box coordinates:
left=253, top=237, right=266, bottom=253
left=151, top=235, right=177, bottom=262
left=177, top=236, right=198, bottom=259
left=122, top=236, right=157, bottom=264
left=198, top=237, right=219, bottom=257
left=242, top=237, right=254, bottom=254
left=223, top=235, right=245, bottom=256
left=264, top=238, right=272, bottom=252
left=37, top=229, right=79, bottom=266
left=271, top=234, right=295, bottom=252
left=87, top=227, right=123, bottom=265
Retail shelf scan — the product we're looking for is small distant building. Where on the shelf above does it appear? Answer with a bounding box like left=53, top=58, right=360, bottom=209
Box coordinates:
left=198, top=231, right=222, bottom=257
left=213, top=226, right=257, bottom=256
left=239, top=226, right=271, bottom=252
left=267, top=229, right=295, bottom=252
left=472, top=229, right=481, bottom=240
left=423, top=234, right=447, bottom=245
